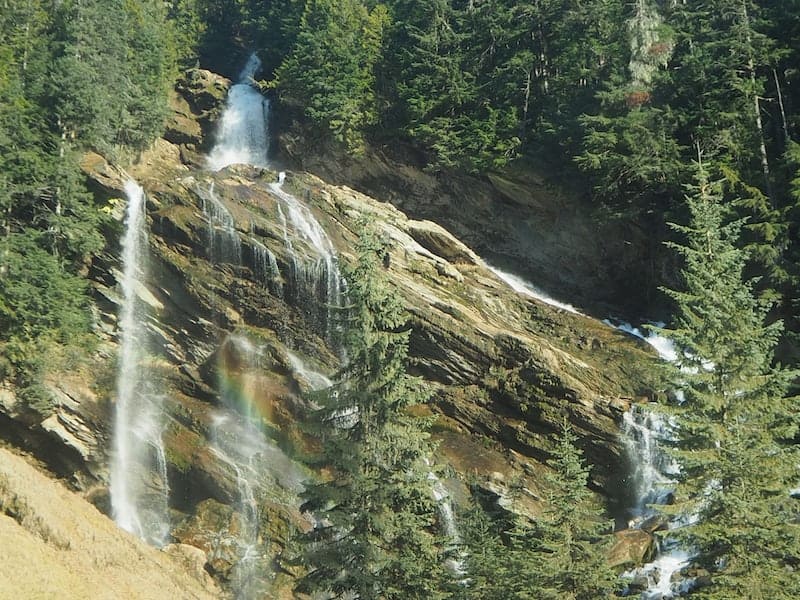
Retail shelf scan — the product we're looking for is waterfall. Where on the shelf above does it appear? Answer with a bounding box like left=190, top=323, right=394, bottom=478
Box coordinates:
left=209, top=409, right=268, bottom=600
left=428, top=468, right=466, bottom=575
left=210, top=336, right=309, bottom=599
left=485, top=263, right=581, bottom=314
left=620, top=406, right=694, bottom=598
left=200, top=182, right=242, bottom=264
left=612, top=321, right=694, bottom=598
left=286, top=350, right=333, bottom=392
left=271, top=175, right=345, bottom=340
left=207, top=53, right=270, bottom=172
left=249, top=237, right=283, bottom=297
left=109, top=180, right=170, bottom=547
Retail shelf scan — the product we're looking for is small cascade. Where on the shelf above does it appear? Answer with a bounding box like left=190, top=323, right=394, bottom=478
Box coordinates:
left=209, top=336, right=270, bottom=599
left=110, top=180, right=170, bottom=547
left=210, top=336, right=309, bottom=598
left=199, top=182, right=242, bottom=264
left=622, top=407, right=680, bottom=519
left=286, top=350, right=333, bottom=392
left=428, top=469, right=466, bottom=574
left=209, top=411, right=268, bottom=600
left=207, top=53, right=270, bottom=172
left=249, top=237, right=283, bottom=297
left=271, top=174, right=345, bottom=339
left=486, top=263, right=581, bottom=314
left=612, top=321, right=694, bottom=599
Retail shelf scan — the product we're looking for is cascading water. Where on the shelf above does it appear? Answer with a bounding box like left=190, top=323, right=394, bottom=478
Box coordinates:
left=249, top=236, right=283, bottom=298
left=271, top=174, right=344, bottom=340
left=612, top=321, right=694, bottom=598
left=200, top=182, right=242, bottom=264
left=109, top=180, right=170, bottom=547
left=209, top=408, right=268, bottom=599
left=199, top=49, right=349, bottom=599
left=207, top=53, right=270, bottom=172
left=210, top=336, right=308, bottom=599
left=428, top=467, right=466, bottom=575
left=485, top=263, right=581, bottom=314
left=286, top=350, right=333, bottom=392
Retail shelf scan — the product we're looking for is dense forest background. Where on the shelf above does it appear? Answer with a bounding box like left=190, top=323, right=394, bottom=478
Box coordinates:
left=2, top=1, right=800, bottom=596
left=4, top=0, right=800, bottom=380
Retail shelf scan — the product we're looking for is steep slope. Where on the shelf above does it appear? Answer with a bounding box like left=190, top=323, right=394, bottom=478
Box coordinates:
left=0, top=448, right=218, bottom=600
left=0, top=68, right=664, bottom=595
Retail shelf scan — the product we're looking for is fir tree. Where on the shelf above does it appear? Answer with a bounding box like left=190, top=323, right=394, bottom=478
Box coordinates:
left=294, top=224, right=451, bottom=599
left=460, top=420, right=616, bottom=599
left=659, top=158, right=800, bottom=598
left=519, top=419, right=617, bottom=600
left=275, top=0, right=388, bottom=154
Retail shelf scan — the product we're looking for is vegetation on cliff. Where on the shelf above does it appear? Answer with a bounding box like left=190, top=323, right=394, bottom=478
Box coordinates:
left=461, top=420, right=618, bottom=599
left=0, top=0, right=175, bottom=410
left=295, top=226, right=451, bottom=598
left=2, top=1, right=800, bottom=598
left=179, top=0, right=800, bottom=366
left=658, top=159, right=800, bottom=597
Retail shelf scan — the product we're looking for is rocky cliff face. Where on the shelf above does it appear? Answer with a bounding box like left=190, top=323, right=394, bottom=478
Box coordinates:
left=274, top=117, right=675, bottom=321
left=0, top=69, right=663, bottom=596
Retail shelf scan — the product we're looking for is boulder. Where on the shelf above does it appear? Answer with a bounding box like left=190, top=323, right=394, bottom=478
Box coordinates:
left=79, top=152, right=129, bottom=198
left=176, top=68, right=230, bottom=114
left=608, top=528, right=656, bottom=568
left=407, top=219, right=480, bottom=265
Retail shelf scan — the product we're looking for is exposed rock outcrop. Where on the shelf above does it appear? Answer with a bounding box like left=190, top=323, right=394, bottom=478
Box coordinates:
left=0, top=68, right=667, bottom=596
left=275, top=121, right=674, bottom=320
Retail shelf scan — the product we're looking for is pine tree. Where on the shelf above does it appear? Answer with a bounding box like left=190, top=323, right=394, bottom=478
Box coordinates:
left=275, top=0, right=388, bottom=154
left=518, top=419, right=617, bottom=600
left=659, top=158, right=800, bottom=598
left=294, top=224, right=451, bottom=599
left=460, top=420, right=616, bottom=600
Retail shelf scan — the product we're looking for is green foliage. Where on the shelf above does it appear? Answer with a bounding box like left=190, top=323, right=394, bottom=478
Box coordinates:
left=0, top=0, right=174, bottom=410
left=275, top=0, right=388, bottom=153
left=460, top=420, right=616, bottom=600
left=658, top=160, right=800, bottom=598
left=49, top=0, right=175, bottom=153
left=294, top=224, right=452, bottom=599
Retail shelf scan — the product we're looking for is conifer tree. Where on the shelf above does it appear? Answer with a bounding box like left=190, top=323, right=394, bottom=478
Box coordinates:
left=518, top=419, right=617, bottom=600
left=659, top=158, right=800, bottom=598
left=294, top=224, right=451, bottom=599
left=460, top=420, right=616, bottom=599
left=275, top=0, right=388, bottom=153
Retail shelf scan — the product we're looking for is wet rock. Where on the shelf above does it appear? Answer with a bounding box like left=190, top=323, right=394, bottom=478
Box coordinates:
left=639, top=514, right=670, bottom=534
left=609, top=528, right=656, bottom=568
left=176, top=68, right=230, bottom=114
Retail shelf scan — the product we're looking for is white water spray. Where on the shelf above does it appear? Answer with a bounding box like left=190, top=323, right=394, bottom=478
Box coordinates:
left=207, top=53, right=270, bottom=172
left=486, top=264, right=581, bottom=314
left=286, top=350, right=333, bottom=392
left=200, top=182, right=242, bottom=264
left=250, top=238, right=283, bottom=297
left=610, top=320, right=695, bottom=598
left=110, top=180, right=170, bottom=547
left=209, top=410, right=267, bottom=599
left=271, top=174, right=344, bottom=339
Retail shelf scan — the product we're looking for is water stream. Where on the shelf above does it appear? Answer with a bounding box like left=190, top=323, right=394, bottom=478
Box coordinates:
left=486, top=263, right=581, bottom=314
left=200, top=182, right=242, bottom=265
left=207, top=53, right=270, bottom=172
left=271, top=176, right=344, bottom=340
left=611, top=321, right=694, bottom=598
left=109, top=180, right=170, bottom=547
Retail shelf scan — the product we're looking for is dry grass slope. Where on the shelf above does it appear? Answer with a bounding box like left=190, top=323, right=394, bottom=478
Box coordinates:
left=0, top=449, right=219, bottom=600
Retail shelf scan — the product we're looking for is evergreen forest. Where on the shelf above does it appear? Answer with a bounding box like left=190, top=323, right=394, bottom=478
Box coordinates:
left=1, top=0, right=800, bottom=598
